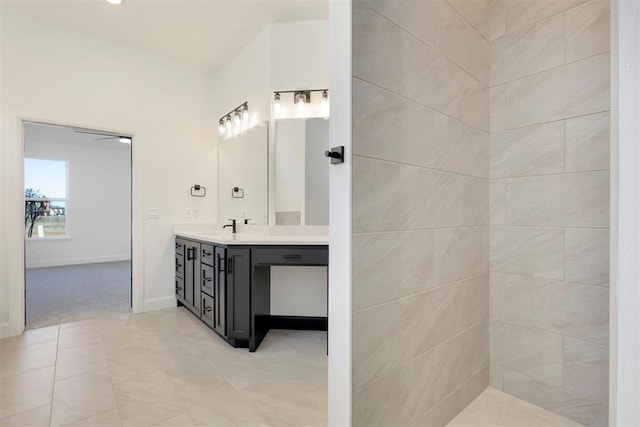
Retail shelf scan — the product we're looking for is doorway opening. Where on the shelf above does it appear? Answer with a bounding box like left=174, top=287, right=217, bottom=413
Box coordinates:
left=23, top=122, right=133, bottom=329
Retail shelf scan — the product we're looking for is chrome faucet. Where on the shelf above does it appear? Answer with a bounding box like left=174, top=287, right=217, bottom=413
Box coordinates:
left=223, top=219, right=237, bottom=234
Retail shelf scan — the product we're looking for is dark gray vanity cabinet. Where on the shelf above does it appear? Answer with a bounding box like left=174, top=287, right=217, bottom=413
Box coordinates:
left=176, top=239, right=201, bottom=316
left=213, top=246, right=226, bottom=336
left=200, top=244, right=215, bottom=328
left=175, top=237, right=251, bottom=347
left=226, top=248, right=251, bottom=340
left=175, top=240, right=185, bottom=300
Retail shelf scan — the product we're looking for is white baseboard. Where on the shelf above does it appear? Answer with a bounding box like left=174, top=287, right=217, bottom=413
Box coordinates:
left=26, top=255, right=131, bottom=269
left=143, top=296, right=177, bottom=312
left=0, top=322, right=10, bottom=339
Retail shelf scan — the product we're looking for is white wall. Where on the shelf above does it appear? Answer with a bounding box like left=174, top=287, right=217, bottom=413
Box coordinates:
left=214, top=19, right=330, bottom=318
left=0, top=10, right=218, bottom=335
left=24, top=125, right=131, bottom=268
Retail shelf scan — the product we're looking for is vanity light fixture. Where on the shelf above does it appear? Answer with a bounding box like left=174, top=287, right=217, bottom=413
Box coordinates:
left=218, top=102, right=250, bottom=136
left=272, top=89, right=329, bottom=114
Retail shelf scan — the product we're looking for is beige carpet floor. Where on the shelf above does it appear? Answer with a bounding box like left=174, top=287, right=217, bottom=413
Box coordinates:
left=25, top=261, right=131, bottom=329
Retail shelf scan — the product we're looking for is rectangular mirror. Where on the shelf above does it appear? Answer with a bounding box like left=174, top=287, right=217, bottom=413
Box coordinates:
left=218, top=125, right=268, bottom=225
left=274, top=118, right=329, bottom=226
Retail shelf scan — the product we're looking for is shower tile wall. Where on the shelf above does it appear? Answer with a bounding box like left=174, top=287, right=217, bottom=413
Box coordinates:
left=489, top=0, right=610, bottom=425
left=352, top=0, right=490, bottom=425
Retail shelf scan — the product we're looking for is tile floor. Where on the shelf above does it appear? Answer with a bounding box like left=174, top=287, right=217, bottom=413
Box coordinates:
left=447, top=387, right=583, bottom=427
left=0, top=307, right=327, bottom=426
left=1, top=307, right=585, bottom=427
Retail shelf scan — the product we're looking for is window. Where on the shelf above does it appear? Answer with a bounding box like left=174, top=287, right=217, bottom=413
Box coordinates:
left=24, top=158, right=68, bottom=238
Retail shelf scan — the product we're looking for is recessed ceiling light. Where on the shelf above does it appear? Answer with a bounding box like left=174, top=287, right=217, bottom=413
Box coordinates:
left=106, top=0, right=122, bottom=4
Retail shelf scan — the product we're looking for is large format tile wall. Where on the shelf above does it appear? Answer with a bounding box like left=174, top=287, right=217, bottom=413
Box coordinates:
left=488, top=1, right=610, bottom=425
left=351, top=0, right=490, bottom=424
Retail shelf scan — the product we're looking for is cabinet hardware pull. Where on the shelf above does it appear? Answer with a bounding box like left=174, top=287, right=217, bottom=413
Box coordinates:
left=283, top=254, right=302, bottom=259
left=217, top=254, right=225, bottom=274
left=227, top=258, right=233, bottom=274
left=203, top=251, right=212, bottom=257
left=202, top=276, right=212, bottom=283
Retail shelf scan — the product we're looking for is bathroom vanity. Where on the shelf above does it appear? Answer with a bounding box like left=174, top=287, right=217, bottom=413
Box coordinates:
left=175, top=231, right=328, bottom=351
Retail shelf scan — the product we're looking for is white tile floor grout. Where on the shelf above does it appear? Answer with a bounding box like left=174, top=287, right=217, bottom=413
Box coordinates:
left=1, top=307, right=583, bottom=427
left=0, top=307, right=328, bottom=426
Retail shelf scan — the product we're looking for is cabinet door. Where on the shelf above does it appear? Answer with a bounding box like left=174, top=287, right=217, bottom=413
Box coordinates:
left=214, top=246, right=226, bottom=336
left=226, top=248, right=251, bottom=340
left=184, top=241, right=202, bottom=313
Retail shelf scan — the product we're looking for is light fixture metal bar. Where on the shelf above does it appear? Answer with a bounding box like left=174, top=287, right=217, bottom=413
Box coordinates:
left=219, top=101, right=248, bottom=122
left=273, top=89, right=328, bottom=94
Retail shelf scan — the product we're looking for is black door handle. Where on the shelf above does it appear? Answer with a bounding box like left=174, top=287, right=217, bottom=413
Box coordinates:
left=283, top=254, right=302, bottom=259
left=324, top=146, right=344, bottom=164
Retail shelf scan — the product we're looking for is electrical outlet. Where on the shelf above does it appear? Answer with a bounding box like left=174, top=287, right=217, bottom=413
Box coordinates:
left=186, top=208, right=193, bottom=218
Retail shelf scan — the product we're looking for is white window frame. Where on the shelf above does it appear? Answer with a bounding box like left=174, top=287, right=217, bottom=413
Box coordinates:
left=24, top=158, right=70, bottom=240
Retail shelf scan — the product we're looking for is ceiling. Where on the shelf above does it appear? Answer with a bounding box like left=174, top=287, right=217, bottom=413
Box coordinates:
left=25, top=122, right=132, bottom=151
left=2, top=0, right=328, bottom=70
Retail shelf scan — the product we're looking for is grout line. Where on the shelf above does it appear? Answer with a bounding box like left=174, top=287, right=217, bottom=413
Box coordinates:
left=444, top=0, right=491, bottom=43
left=490, top=318, right=608, bottom=348
left=353, top=76, right=490, bottom=134
left=491, top=167, right=611, bottom=180
left=415, top=363, right=489, bottom=422
left=0, top=404, right=51, bottom=424
left=356, top=0, right=490, bottom=89
left=354, top=224, right=608, bottom=236
left=354, top=320, right=488, bottom=391
left=48, top=325, right=61, bottom=425
left=497, top=50, right=610, bottom=89
left=499, top=366, right=607, bottom=405
left=353, top=271, right=489, bottom=314
left=489, top=270, right=610, bottom=289
left=353, top=153, right=490, bottom=180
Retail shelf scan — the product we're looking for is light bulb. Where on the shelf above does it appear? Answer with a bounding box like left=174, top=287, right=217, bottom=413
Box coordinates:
left=274, top=93, right=282, bottom=115
left=225, top=115, right=232, bottom=131
left=321, top=90, right=329, bottom=112
left=218, top=119, right=226, bottom=135
left=242, top=104, right=249, bottom=123
left=296, top=93, right=306, bottom=112
left=234, top=111, right=241, bottom=127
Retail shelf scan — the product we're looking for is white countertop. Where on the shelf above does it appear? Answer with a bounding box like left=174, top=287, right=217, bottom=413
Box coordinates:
left=174, top=230, right=328, bottom=246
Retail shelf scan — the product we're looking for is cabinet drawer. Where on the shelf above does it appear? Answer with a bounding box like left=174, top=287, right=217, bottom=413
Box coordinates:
left=201, top=244, right=215, bottom=266
left=254, top=247, right=328, bottom=266
left=201, top=264, right=214, bottom=296
left=175, top=240, right=184, bottom=256
left=201, top=293, right=214, bottom=328
left=175, top=254, right=184, bottom=277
